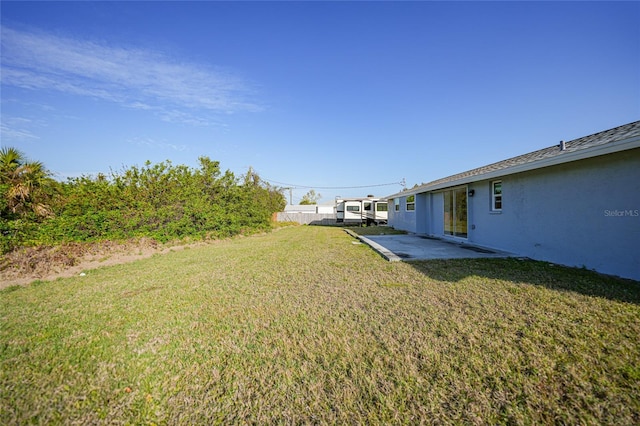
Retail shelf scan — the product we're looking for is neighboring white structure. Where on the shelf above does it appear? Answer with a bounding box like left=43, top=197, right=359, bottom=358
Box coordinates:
left=283, top=203, right=335, bottom=214
left=277, top=203, right=337, bottom=225
left=386, top=121, right=640, bottom=281
left=316, top=202, right=336, bottom=215
left=283, top=205, right=319, bottom=214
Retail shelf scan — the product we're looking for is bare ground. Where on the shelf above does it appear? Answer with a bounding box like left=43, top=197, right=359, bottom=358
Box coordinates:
left=0, top=238, right=205, bottom=289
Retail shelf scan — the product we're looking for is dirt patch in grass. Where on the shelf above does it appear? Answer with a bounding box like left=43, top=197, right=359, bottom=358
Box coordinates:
left=0, top=226, right=286, bottom=289
left=0, top=238, right=198, bottom=289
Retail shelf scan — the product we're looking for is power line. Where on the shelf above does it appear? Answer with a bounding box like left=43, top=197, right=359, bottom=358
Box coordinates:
left=261, top=178, right=404, bottom=190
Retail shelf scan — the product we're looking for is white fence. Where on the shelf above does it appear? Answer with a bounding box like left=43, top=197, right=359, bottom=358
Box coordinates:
left=275, top=212, right=337, bottom=225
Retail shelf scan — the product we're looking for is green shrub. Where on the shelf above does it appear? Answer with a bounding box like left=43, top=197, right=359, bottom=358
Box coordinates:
left=2, top=157, right=286, bottom=252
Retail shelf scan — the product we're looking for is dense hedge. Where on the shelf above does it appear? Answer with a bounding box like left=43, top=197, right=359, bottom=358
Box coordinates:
left=0, top=157, right=285, bottom=252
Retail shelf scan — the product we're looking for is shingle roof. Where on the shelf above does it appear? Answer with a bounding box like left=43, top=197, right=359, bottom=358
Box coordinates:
left=391, top=120, right=640, bottom=197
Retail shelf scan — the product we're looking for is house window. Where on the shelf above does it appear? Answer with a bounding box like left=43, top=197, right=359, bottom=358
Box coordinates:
left=491, top=180, right=502, bottom=211
left=394, top=198, right=400, bottom=211
left=406, top=195, right=415, bottom=211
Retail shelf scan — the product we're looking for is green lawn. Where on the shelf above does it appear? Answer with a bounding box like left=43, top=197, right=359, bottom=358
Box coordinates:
left=1, top=226, right=639, bottom=424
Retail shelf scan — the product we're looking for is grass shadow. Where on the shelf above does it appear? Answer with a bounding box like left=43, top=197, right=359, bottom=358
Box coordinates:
left=407, top=257, right=640, bottom=305
left=343, top=225, right=407, bottom=236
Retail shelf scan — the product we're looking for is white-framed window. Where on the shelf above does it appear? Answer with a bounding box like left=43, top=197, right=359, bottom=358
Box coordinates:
left=394, top=198, right=400, bottom=211
left=376, top=202, right=388, bottom=212
left=406, top=194, right=415, bottom=211
left=346, top=205, right=360, bottom=212
left=491, top=180, right=502, bottom=211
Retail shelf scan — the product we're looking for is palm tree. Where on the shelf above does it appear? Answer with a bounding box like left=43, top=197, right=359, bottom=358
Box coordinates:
left=0, top=147, right=53, bottom=218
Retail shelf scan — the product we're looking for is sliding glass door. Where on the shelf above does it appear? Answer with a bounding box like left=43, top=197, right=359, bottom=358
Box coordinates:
left=443, top=187, right=467, bottom=238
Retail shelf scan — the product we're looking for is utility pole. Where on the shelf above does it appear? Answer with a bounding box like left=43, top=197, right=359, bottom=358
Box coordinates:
left=283, top=187, right=293, bottom=205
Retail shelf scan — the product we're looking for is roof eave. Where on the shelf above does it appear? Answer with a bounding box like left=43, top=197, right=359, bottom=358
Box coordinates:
left=387, top=134, right=640, bottom=198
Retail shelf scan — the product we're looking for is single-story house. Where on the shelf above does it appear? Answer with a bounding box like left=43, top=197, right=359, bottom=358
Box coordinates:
left=386, top=121, right=640, bottom=281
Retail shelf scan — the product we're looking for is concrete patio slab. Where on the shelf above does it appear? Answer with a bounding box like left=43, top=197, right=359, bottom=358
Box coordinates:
left=348, top=231, right=514, bottom=262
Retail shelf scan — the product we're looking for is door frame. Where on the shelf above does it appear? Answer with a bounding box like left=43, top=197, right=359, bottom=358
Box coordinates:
left=443, top=185, right=468, bottom=239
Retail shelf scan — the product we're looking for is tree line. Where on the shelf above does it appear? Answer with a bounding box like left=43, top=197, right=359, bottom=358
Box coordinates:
left=0, top=147, right=286, bottom=253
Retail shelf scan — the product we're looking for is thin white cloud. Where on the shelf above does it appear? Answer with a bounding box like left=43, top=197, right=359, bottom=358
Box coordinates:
left=158, top=109, right=217, bottom=127
left=129, top=136, right=188, bottom=152
left=125, top=102, right=215, bottom=127
left=128, top=102, right=154, bottom=111
left=0, top=116, right=41, bottom=143
left=0, top=26, right=261, bottom=124
left=0, top=123, right=40, bottom=142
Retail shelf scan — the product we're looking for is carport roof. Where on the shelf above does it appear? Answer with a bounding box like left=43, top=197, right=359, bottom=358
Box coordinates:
left=387, top=120, right=640, bottom=198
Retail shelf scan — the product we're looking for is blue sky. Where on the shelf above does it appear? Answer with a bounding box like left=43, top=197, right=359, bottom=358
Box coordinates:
left=1, top=1, right=639, bottom=204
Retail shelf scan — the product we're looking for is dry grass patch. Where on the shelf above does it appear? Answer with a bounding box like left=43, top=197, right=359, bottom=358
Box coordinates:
left=0, top=239, right=163, bottom=287
left=1, top=226, right=639, bottom=424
